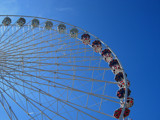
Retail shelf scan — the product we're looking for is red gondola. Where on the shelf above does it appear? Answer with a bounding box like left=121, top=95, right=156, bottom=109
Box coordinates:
left=115, top=72, right=127, bottom=82
left=118, top=80, right=130, bottom=88
left=114, top=108, right=130, bottom=119
left=117, top=88, right=131, bottom=99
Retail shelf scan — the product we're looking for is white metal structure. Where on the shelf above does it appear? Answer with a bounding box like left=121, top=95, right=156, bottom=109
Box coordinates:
left=0, top=15, right=130, bottom=120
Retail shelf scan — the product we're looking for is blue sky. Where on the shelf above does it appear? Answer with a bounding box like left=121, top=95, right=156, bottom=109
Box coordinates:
left=0, top=0, right=160, bottom=119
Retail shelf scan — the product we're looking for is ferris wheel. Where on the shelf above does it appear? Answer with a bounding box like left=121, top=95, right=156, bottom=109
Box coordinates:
left=0, top=15, right=134, bottom=120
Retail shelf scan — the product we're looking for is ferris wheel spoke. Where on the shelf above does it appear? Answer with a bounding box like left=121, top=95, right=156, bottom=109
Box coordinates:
left=0, top=87, right=36, bottom=120
left=4, top=74, right=119, bottom=103
left=0, top=62, right=115, bottom=86
left=11, top=74, right=115, bottom=84
left=0, top=59, right=112, bottom=71
left=53, top=72, right=116, bottom=84
left=3, top=38, right=89, bottom=56
left=0, top=66, right=119, bottom=106
left=62, top=58, right=101, bottom=64
left=98, top=82, right=107, bottom=111
left=0, top=26, right=10, bottom=41
left=1, top=72, right=100, bottom=120
left=0, top=60, right=116, bottom=85
left=0, top=27, right=23, bottom=47
left=6, top=37, right=73, bottom=55
left=0, top=29, right=44, bottom=52
left=0, top=23, right=60, bottom=52
left=0, top=78, right=59, bottom=120
left=5, top=33, right=77, bottom=54
left=3, top=43, right=91, bottom=59
left=28, top=94, right=67, bottom=120
left=0, top=21, right=18, bottom=42
left=1, top=69, right=106, bottom=120
left=2, top=48, right=92, bottom=59
left=4, top=72, right=118, bottom=105
left=11, top=31, right=59, bottom=50
left=50, top=76, right=113, bottom=84
left=28, top=48, right=93, bottom=63
left=11, top=34, right=70, bottom=52
left=0, top=20, right=32, bottom=48
left=22, top=38, right=82, bottom=55
left=0, top=28, right=56, bottom=52
left=51, top=100, right=74, bottom=120
left=0, top=91, right=18, bottom=120
left=4, top=56, right=101, bottom=59
left=2, top=25, right=26, bottom=46
left=62, top=99, right=115, bottom=119
left=2, top=75, right=80, bottom=120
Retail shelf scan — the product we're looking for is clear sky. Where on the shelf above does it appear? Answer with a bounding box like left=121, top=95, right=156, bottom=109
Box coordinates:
left=0, top=0, right=160, bottom=119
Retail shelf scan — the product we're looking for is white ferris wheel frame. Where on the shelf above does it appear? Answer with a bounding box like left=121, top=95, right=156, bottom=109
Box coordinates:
left=0, top=15, right=129, bottom=120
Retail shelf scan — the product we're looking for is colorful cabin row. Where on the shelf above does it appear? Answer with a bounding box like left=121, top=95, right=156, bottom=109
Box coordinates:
left=109, top=59, right=122, bottom=74
left=2, top=17, right=54, bottom=30
left=92, top=40, right=102, bottom=53
left=117, top=88, right=131, bottom=99
left=114, top=108, right=130, bottom=119
left=102, top=49, right=113, bottom=62
left=121, top=97, right=134, bottom=108
left=80, top=34, right=102, bottom=52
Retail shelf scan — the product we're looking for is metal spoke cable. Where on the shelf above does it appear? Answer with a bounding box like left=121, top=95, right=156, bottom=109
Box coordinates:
left=0, top=65, right=119, bottom=102
left=0, top=72, right=99, bottom=120
left=0, top=91, right=18, bottom=120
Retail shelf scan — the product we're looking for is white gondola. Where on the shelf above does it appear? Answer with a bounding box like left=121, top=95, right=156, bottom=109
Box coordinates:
left=45, top=21, right=53, bottom=30
left=104, top=54, right=113, bottom=63
left=102, top=49, right=113, bottom=62
left=111, top=64, right=122, bottom=74
left=58, top=24, right=66, bottom=33
left=2, top=17, right=11, bottom=26
left=70, top=28, right=78, bottom=38
left=17, top=18, right=26, bottom=26
left=118, top=79, right=130, bottom=88
left=121, top=97, right=134, bottom=108
left=92, top=40, right=102, bottom=53
left=93, top=45, right=102, bottom=53
left=81, top=34, right=90, bottom=45
left=32, top=19, right=39, bottom=28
